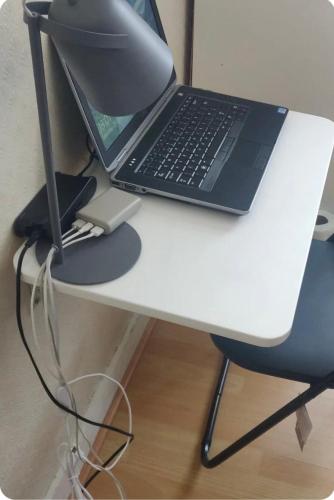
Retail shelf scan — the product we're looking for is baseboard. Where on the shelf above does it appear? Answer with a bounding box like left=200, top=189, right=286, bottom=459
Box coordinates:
left=46, top=316, right=156, bottom=500
left=79, top=318, right=156, bottom=487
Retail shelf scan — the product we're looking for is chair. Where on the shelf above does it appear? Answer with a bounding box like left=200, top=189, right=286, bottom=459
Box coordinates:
left=201, top=239, right=334, bottom=469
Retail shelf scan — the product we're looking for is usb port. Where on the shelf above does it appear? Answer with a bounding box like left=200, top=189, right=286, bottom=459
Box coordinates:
left=112, top=180, right=122, bottom=188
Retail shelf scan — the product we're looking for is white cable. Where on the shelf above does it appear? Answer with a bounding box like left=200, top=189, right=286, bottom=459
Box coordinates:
left=30, top=248, right=70, bottom=386
left=62, top=226, right=104, bottom=250
left=63, top=233, right=96, bottom=249
left=63, top=377, right=129, bottom=499
left=61, top=219, right=88, bottom=242
left=68, top=451, right=93, bottom=500
left=57, top=443, right=78, bottom=499
left=29, top=246, right=88, bottom=498
left=62, top=230, right=82, bottom=245
left=40, top=259, right=98, bottom=499
left=62, top=227, right=77, bottom=240
left=78, top=446, right=125, bottom=500
left=62, top=222, right=94, bottom=245
left=31, top=230, right=128, bottom=499
left=30, top=244, right=58, bottom=366
left=43, top=247, right=60, bottom=365
left=66, top=447, right=84, bottom=500
left=58, top=442, right=92, bottom=500
left=64, top=419, right=126, bottom=500
left=30, top=246, right=70, bottom=384
left=64, top=413, right=127, bottom=500
left=44, top=260, right=128, bottom=497
left=80, top=484, right=94, bottom=500
left=77, top=445, right=126, bottom=500
left=67, top=373, right=132, bottom=471
left=30, top=258, right=61, bottom=380
left=68, top=373, right=133, bottom=442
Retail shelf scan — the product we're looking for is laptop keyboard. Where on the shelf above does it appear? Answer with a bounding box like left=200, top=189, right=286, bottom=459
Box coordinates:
left=136, top=95, right=249, bottom=191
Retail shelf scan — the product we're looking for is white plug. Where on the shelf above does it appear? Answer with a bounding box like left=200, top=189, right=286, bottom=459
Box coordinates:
left=72, top=219, right=87, bottom=230
left=91, top=226, right=105, bottom=238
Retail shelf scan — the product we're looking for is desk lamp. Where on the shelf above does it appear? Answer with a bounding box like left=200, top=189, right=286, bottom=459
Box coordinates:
left=23, top=0, right=173, bottom=284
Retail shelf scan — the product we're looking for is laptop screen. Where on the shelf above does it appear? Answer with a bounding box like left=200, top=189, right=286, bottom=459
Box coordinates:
left=89, top=0, right=160, bottom=151
left=60, top=0, right=176, bottom=170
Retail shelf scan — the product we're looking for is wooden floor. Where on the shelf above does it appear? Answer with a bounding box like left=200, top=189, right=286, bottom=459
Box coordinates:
left=89, top=321, right=334, bottom=499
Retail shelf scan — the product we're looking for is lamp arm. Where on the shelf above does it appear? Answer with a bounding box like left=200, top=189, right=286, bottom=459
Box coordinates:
left=26, top=12, right=64, bottom=263
left=24, top=1, right=128, bottom=48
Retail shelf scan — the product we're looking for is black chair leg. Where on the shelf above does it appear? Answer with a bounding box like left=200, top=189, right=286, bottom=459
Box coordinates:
left=201, top=357, right=231, bottom=463
left=201, top=358, right=332, bottom=469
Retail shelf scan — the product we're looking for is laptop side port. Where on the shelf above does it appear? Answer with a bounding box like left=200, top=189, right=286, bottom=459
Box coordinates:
left=112, top=180, right=147, bottom=194
left=112, top=180, right=123, bottom=188
left=124, top=183, right=137, bottom=192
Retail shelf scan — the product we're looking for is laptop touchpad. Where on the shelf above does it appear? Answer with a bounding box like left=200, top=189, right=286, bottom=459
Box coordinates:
left=232, top=141, right=273, bottom=172
left=231, top=140, right=261, bottom=168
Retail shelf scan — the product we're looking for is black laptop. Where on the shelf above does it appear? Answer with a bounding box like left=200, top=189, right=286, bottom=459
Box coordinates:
left=59, top=0, right=288, bottom=215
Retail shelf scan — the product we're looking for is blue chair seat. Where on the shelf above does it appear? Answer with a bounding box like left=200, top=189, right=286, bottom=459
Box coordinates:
left=212, top=240, right=334, bottom=387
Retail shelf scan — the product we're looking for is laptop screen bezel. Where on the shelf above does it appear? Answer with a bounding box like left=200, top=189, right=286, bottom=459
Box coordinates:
left=58, top=0, right=177, bottom=171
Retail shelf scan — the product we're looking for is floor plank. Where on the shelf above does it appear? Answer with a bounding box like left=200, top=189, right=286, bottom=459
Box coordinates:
left=89, top=321, right=334, bottom=499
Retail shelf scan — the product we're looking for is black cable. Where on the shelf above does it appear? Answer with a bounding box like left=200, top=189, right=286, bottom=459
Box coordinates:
left=77, top=134, right=98, bottom=176
left=16, top=237, right=134, bottom=440
left=77, top=153, right=96, bottom=177
left=86, top=134, right=96, bottom=157
left=84, top=441, right=131, bottom=489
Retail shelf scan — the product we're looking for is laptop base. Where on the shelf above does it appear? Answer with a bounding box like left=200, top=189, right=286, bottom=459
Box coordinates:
left=112, top=86, right=288, bottom=214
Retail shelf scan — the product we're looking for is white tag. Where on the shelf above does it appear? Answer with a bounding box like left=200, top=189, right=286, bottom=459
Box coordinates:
left=295, top=404, right=313, bottom=451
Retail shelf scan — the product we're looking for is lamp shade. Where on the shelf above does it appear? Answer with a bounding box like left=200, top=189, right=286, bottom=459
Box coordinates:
left=48, top=0, right=174, bottom=116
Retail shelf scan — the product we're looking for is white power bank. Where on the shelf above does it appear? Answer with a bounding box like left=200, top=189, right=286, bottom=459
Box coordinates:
left=77, top=188, right=142, bottom=234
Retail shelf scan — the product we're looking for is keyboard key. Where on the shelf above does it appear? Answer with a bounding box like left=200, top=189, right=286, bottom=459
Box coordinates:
left=188, top=175, right=203, bottom=188
left=164, top=158, right=174, bottom=168
left=166, top=171, right=180, bottom=182
left=142, top=167, right=157, bottom=176
left=178, top=174, right=192, bottom=185
left=155, top=170, right=169, bottom=179
left=172, top=164, right=185, bottom=173
left=198, top=163, right=212, bottom=173
left=182, top=166, right=196, bottom=176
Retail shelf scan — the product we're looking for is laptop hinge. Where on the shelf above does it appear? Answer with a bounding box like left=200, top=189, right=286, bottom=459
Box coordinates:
left=109, top=81, right=180, bottom=173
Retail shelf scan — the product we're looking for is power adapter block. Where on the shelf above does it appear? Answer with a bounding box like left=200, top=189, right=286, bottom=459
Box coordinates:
left=77, top=188, right=142, bottom=234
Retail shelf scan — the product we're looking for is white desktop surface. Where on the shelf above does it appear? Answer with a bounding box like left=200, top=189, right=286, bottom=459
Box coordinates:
left=15, top=111, right=334, bottom=347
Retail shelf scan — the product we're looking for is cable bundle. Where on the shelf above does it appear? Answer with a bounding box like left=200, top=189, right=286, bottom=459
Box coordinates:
left=16, top=228, right=133, bottom=499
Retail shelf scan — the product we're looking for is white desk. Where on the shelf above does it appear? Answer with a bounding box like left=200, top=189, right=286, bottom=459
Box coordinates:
left=15, top=111, right=334, bottom=347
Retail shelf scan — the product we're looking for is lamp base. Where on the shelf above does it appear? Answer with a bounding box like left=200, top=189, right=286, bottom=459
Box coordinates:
left=35, top=223, right=141, bottom=285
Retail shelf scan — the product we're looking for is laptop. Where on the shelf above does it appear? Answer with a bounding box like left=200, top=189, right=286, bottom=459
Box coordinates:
left=59, top=0, right=288, bottom=215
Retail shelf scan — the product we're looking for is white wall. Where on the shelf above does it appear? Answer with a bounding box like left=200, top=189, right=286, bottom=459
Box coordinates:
left=157, top=0, right=189, bottom=83
left=0, top=0, right=189, bottom=498
left=193, top=0, right=334, bottom=210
